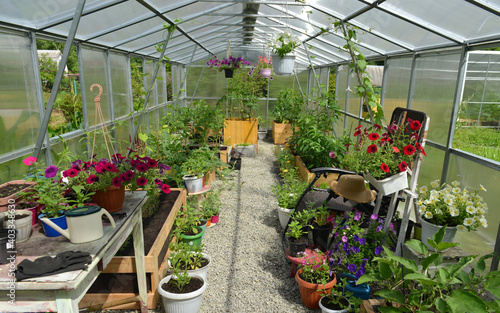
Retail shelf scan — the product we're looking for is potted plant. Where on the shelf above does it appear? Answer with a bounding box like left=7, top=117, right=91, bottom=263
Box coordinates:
left=311, top=204, right=333, bottom=251
left=257, top=116, right=268, bottom=140
left=286, top=220, right=308, bottom=257
left=174, top=204, right=204, bottom=249
left=272, top=88, right=303, bottom=144
left=416, top=180, right=488, bottom=250
left=233, top=142, right=256, bottom=157
left=206, top=54, right=251, bottom=78
left=200, top=190, right=221, bottom=226
left=158, top=243, right=208, bottom=313
left=0, top=209, right=32, bottom=243
left=295, top=249, right=337, bottom=309
left=268, top=30, right=301, bottom=75
left=168, top=241, right=211, bottom=281
left=319, top=277, right=363, bottom=313
left=257, top=55, right=272, bottom=78
left=272, top=173, right=308, bottom=229
left=357, top=227, right=500, bottom=312
left=342, top=120, right=426, bottom=194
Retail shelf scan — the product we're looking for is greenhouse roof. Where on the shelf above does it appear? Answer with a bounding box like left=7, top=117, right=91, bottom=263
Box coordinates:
left=2, top=0, right=500, bottom=66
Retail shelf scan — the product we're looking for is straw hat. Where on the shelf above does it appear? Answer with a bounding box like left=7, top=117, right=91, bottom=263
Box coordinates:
left=328, top=175, right=377, bottom=203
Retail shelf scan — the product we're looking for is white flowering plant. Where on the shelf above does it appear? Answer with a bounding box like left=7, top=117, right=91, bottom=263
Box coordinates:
left=417, top=180, right=488, bottom=232
left=268, top=30, right=301, bottom=58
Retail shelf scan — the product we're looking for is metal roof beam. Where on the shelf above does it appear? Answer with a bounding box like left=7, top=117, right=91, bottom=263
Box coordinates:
left=197, top=0, right=306, bottom=5
left=465, top=0, right=500, bottom=18
left=208, top=13, right=296, bottom=18
left=135, top=0, right=212, bottom=54
left=211, top=23, right=288, bottom=28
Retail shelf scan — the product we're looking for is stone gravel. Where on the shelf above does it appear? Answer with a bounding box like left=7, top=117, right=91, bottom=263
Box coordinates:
left=96, top=138, right=317, bottom=313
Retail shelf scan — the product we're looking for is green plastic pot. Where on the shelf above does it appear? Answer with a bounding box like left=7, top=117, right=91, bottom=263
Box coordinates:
left=180, top=226, right=204, bottom=249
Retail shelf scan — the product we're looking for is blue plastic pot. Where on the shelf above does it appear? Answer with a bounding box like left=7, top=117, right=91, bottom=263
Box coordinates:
left=39, top=214, right=67, bottom=237
left=339, top=273, right=370, bottom=300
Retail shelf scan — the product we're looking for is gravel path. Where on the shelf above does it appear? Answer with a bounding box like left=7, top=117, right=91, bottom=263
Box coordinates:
left=97, top=138, right=317, bottom=313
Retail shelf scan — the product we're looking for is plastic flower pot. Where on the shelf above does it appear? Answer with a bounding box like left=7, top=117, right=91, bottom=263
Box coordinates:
left=91, top=185, right=125, bottom=213
left=159, top=273, right=207, bottom=313
left=287, top=236, right=307, bottom=257
left=319, top=296, right=349, bottom=313
left=198, top=219, right=207, bottom=240
left=180, top=226, right=204, bottom=249
left=295, top=268, right=337, bottom=310
left=278, top=206, right=293, bottom=229
left=420, top=218, right=457, bottom=251
left=1, top=210, right=32, bottom=243
left=168, top=253, right=212, bottom=281
left=210, top=215, right=219, bottom=224
left=224, top=68, right=233, bottom=78
left=312, top=223, right=331, bottom=252
left=272, top=54, right=295, bottom=75
left=39, top=214, right=67, bottom=238
left=259, top=68, right=271, bottom=78
left=182, top=174, right=204, bottom=193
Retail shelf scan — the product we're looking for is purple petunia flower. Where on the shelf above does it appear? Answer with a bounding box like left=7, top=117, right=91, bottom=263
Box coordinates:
left=342, top=235, right=348, bottom=242
left=71, top=159, right=83, bottom=168
left=355, top=268, right=366, bottom=279
left=376, top=225, right=383, bottom=232
left=353, top=234, right=359, bottom=242
left=351, top=246, right=360, bottom=254
left=374, top=246, right=383, bottom=255
left=45, top=165, right=59, bottom=178
left=354, top=212, right=362, bottom=221
left=370, top=214, right=378, bottom=220
left=359, top=237, right=366, bottom=245
left=347, top=263, right=357, bottom=273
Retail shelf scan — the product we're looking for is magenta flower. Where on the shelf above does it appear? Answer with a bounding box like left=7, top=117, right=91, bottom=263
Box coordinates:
left=329, top=151, right=336, bottom=158
left=342, top=235, right=348, bottom=242
left=136, top=163, right=149, bottom=172
left=45, top=165, right=59, bottom=178
left=147, top=159, right=157, bottom=168
left=64, top=168, right=79, bottom=178
left=124, top=170, right=135, bottom=180
left=354, top=212, right=361, bottom=221
left=86, top=175, right=99, bottom=184
left=112, top=176, right=122, bottom=187
left=161, top=184, right=171, bottom=194
left=137, top=176, right=148, bottom=186
left=370, top=214, right=378, bottom=220
left=23, top=156, right=37, bottom=166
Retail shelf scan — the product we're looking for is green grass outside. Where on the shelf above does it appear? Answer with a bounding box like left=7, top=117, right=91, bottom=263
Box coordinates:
left=453, top=127, right=500, bottom=162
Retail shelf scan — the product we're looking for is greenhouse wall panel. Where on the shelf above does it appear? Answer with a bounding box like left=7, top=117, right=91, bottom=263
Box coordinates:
left=110, top=52, right=132, bottom=119
left=0, top=33, right=39, bottom=156
left=382, top=57, right=412, bottom=121
left=410, top=53, right=460, bottom=146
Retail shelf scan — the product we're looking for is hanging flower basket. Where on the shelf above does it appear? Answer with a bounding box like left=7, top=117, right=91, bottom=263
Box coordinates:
left=224, top=68, right=234, bottom=78
left=364, top=170, right=408, bottom=196
left=272, top=54, right=295, bottom=75
left=259, top=68, right=271, bottom=78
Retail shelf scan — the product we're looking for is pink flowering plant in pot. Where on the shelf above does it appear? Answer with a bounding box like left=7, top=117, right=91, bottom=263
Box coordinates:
left=342, top=119, right=425, bottom=180
left=206, top=55, right=251, bottom=71
left=62, top=153, right=172, bottom=197
left=329, top=210, right=388, bottom=280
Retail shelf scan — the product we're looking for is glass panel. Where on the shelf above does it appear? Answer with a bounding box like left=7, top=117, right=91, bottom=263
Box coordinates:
left=0, top=33, right=39, bottom=156
left=158, top=63, right=168, bottom=106
left=148, top=109, right=159, bottom=133
left=110, top=52, right=131, bottom=118
left=448, top=153, right=497, bottom=262
left=186, top=67, right=226, bottom=99
left=347, top=73, right=361, bottom=116
left=95, top=17, right=164, bottom=48
left=115, top=118, right=132, bottom=154
left=50, top=137, right=87, bottom=169
left=382, top=57, right=412, bottom=122
left=0, top=152, right=37, bottom=182
left=81, top=47, right=111, bottom=126
left=418, top=145, right=446, bottom=186
left=411, top=53, right=460, bottom=145
left=144, top=59, right=158, bottom=109
left=269, top=73, right=299, bottom=99
left=336, top=65, right=348, bottom=113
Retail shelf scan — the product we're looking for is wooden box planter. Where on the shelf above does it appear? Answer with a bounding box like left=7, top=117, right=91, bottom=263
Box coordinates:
left=294, top=155, right=339, bottom=185
left=223, top=118, right=258, bottom=153
left=0, top=180, right=36, bottom=212
left=272, top=121, right=296, bottom=144
left=361, top=299, right=402, bottom=312
left=79, top=188, right=187, bottom=310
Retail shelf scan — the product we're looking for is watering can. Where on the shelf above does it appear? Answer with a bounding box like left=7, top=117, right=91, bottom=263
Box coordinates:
left=40, top=205, right=116, bottom=244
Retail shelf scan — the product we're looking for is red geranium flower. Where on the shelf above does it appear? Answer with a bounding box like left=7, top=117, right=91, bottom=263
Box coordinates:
left=403, top=145, right=416, bottom=155
left=410, top=120, right=421, bottom=131
left=398, top=161, right=408, bottom=172
left=161, top=184, right=171, bottom=194
left=367, top=144, right=378, bottom=153
left=381, top=163, right=390, bottom=173
left=355, top=125, right=362, bottom=130
left=112, top=176, right=122, bottom=187
left=136, top=163, right=149, bottom=172
left=137, top=176, right=148, bottom=186
left=86, top=175, right=99, bottom=184
left=368, top=133, right=379, bottom=141
left=354, top=129, right=362, bottom=137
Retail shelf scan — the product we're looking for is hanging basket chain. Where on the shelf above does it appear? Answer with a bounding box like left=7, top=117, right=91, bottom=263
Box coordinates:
left=90, top=83, right=116, bottom=162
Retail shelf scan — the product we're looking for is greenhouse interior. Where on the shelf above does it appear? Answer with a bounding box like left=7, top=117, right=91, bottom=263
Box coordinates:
left=1, top=0, right=500, bottom=312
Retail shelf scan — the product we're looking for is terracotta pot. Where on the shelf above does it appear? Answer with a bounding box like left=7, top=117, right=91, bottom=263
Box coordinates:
left=91, top=185, right=126, bottom=213
left=295, top=268, right=337, bottom=310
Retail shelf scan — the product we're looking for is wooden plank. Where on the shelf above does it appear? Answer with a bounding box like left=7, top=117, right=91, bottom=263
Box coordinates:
left=272, top=121, right=296, bottom=144
left=79, top=292, right=155, bottom=310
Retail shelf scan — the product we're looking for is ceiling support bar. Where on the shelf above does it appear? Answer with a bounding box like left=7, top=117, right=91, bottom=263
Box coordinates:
left=190, top=55, right=211, bottom=104
left=33, top=0, right=86, bottom=160
left=127, top=27, right=175, bottom=155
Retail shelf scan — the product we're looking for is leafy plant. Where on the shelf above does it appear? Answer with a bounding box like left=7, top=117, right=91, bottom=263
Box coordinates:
left=174, top=204, right=201, bottom=235
left=357, top=226, right=500, bottom=313
left=298, top=249, right=333, bottom=285
left=268, top=30, right=301, bottom=58
left=189, top=99, right=226, bottom=145
left=200, top=190, right=221, bottom=219
left=320, top=277, right=362, bottom=312
left=273, top=88, right=303, bottom=124
left=286, top=220, right=307, bottom=239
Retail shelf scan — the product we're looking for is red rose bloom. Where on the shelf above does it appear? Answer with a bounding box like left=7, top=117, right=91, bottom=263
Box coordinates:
left=368, top=133, right=379, bottom=141
left=86, top=175, right=99, bottom=184
left=398, top=161, right=408, bottom=172
left=137, top=176, right=148, bottom=186
left=410, top=120, right=421, bottom=131
left=381, top=163, right=390, bottom=173
left=161, top=184, right=171, bottom=194
left=367, top=144, right=378, bottom=153
left=403, top=145, right=416, bottom=155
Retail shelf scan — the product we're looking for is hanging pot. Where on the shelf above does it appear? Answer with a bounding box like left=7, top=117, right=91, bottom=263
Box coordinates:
left=272, top=54, right=295, bottom=75
left=259, top=68, right=271, bottom=78
left=224, top=68, right=234, bottom=78
left=296, top=268, right=337, bottom=310
left=420, top=218, right=457, bottom=251
left=159, top=273, right=207, bottom=313
left=91, top=185, right=126, bottom=213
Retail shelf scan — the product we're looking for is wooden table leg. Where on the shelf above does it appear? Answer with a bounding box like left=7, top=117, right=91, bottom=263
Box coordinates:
left=133, top=211, right=148, bottom=313
left=55, top=290, right=78, bottom=312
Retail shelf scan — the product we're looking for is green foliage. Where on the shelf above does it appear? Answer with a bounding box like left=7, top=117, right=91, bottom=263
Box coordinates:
left=189, top=99, right=226, bottom=145
left=36, top=39, right=78, bottom=73
left=200, top=190, right=222, bottom=219
left=320, top=277, right=362, bottom=312
left=453, top=127, right=500, bottom=162
left=273, top=88, right=303, bottom=123
left=357, top=226, right=500, bottom=312
left=298, top=249, right=333, bottom=285
left=285, top=220, right=307, bottom=239
left=38, top=54, right=58, bottom=90
left=174, top=204, right=201, bottom=235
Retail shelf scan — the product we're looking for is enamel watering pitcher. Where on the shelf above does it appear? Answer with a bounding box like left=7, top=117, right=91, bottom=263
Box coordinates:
left=40, top=205, right=116, bottom=243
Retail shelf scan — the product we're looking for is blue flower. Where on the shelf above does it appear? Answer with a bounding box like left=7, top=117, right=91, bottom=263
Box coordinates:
left=347, top=263, right=357, bottom=272
left=351, top=246, right=360, bottom=254
left=353, top=234, right=359, bottom=242
left=359, top=237, right=366, bottom=245
left=374, top=246, right=383, bottom=255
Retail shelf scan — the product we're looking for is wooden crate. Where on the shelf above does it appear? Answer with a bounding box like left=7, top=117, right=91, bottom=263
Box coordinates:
left=272, top=121, right=296, bottom=144
left=361, top=299, right=402, bottom=312
left=79, top=188, right=187, bottom=310
left=223, top=118, right=258, bottom=153
left=294, top=155, right=339, bottom=185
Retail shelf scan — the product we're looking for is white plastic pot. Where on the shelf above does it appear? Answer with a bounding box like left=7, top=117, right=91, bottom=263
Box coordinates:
left=159, top=273, right=207, bottom=313
left=278, top=206, right=294, bottom=229
left=1, top=210, right=32, bottom=243
left=168, top=253, right=211, bottom=281
left=319, top=296, right=349, bottom=313
left=272, top=54, right=295, bottom=75
left=182, top=174, right=204, bottom=193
